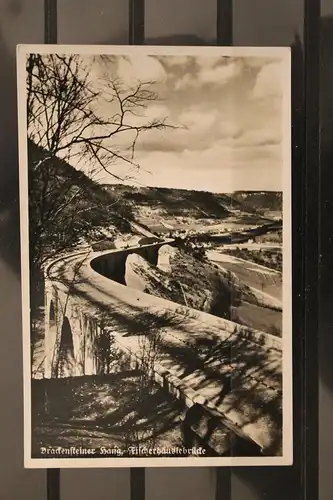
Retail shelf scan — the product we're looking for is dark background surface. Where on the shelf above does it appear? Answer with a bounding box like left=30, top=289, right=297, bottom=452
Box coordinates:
left=0, top=0, right=326, bottom=498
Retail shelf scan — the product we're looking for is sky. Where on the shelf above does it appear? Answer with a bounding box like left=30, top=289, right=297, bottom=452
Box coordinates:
left=44, top=51, right=288, bottom=193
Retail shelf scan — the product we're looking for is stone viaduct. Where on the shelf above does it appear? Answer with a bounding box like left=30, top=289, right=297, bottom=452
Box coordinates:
left=44, top=241, right=169, bottom=379
left=43, top=240, right=283, bottom=457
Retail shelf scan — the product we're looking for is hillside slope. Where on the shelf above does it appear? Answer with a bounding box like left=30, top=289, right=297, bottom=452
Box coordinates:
left=103, top=184, right=241, bottom=219
left=101, top=184, right=282, bottom=236
left=230, top=191, right=282, bottom=213
left=103, top=184, right=283, bottom=218
left=28, top=141, right=138, bottom=266
left=125, top=244, right=268, bottom=321
left=124, top=244, right=282, bottom=335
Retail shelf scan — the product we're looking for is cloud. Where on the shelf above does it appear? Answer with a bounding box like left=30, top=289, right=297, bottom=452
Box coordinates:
left=219, top=120, right=241, bottom=140
left=242, top=57, right=280, bottom=69
left=197, top=56, right=229, bottom=69
left=116, top=55, right=167, bottom=84
left=199, top=61, right=240, bottom=85
left=160, top=55, right=193, bottom=67
left=235, top=128, right=281, bottom=148
left=174, top=59, right=240, bottom=90
left=75, top=53, right=284, bottom=192
left=134, top=146, right=235, bottom=192
left=136, top=106, right=222, bottom=154
left=179, top=107, right=218, bottom=132
left=129, top=137, right=281, bottom=192
left=144, top=104, right=170, bottom=122
left=174, top=74, right=194, bottom=91
left=234, top=143, right=281, bottom=164
left=252, top=61, right=283, bottom=99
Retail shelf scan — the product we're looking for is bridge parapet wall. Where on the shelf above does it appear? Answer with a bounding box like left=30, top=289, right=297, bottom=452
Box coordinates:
left=44, top=240, right=281, bottom=373
left=42, top=242, right=282, bottom=454
left=109, top=329, right=262, bottom=455
left=90, top=242, right=165, bottom=284
left=87, top=243, right=281, bottom=352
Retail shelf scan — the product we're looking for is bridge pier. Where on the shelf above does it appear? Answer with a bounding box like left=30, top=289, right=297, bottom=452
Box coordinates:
left=81, top=315, right=97, bottom=375
left=44, top=282, right=88, bottom=378
left=44, top=281, right=62, bottom=379
left=41, top=241, right=282, bottom=456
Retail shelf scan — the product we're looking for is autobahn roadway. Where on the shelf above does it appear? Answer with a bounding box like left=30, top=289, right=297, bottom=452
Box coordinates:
left=46, top=243, right=283, bottom=456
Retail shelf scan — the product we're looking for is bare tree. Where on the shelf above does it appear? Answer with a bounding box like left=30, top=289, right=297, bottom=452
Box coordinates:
left=27, top=54, right=171, bottom=173
left=26, top=53, right=174, bottom=273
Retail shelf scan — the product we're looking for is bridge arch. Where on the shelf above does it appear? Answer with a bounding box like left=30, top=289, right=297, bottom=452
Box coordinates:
left=49, top=300, right=55, bottom=322
left=57, top=316, right=76, bottom=378
left=43, top=240, right=283, bottom=452
left=48, top=299, right=57, bottom=341
left=45, top=296, right=60, bottom=379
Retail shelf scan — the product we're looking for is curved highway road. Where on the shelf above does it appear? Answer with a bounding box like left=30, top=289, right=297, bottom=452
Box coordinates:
left=47, top=243, right=283, bottom=457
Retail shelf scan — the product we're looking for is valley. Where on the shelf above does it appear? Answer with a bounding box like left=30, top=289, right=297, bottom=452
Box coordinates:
left=97, top=184, right=283, bottom=337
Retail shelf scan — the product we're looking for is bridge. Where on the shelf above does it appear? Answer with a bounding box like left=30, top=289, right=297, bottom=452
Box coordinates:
left=43, top=240, right=283, bottom=457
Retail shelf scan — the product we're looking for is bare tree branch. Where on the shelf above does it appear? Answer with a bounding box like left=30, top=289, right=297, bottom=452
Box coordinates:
left=26, top=53, right=177, bottom=271
left=27, top=54, right=176, bottom=175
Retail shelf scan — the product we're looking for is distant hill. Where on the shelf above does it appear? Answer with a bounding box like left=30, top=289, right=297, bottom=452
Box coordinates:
left=102, top=184, right=257, bottom=220
left=230, top=191, right=283, bottom=214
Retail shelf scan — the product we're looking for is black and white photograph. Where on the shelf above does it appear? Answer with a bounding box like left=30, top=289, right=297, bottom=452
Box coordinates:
left=17, top=44, right=292, bottom=467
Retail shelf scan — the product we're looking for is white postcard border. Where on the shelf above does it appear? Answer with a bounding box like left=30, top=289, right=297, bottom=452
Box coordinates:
left=17, top=43, right=292, bottom=469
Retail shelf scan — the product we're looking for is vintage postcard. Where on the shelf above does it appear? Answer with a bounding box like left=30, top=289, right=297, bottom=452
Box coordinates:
left=17, top=44, right=292, bottom=468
